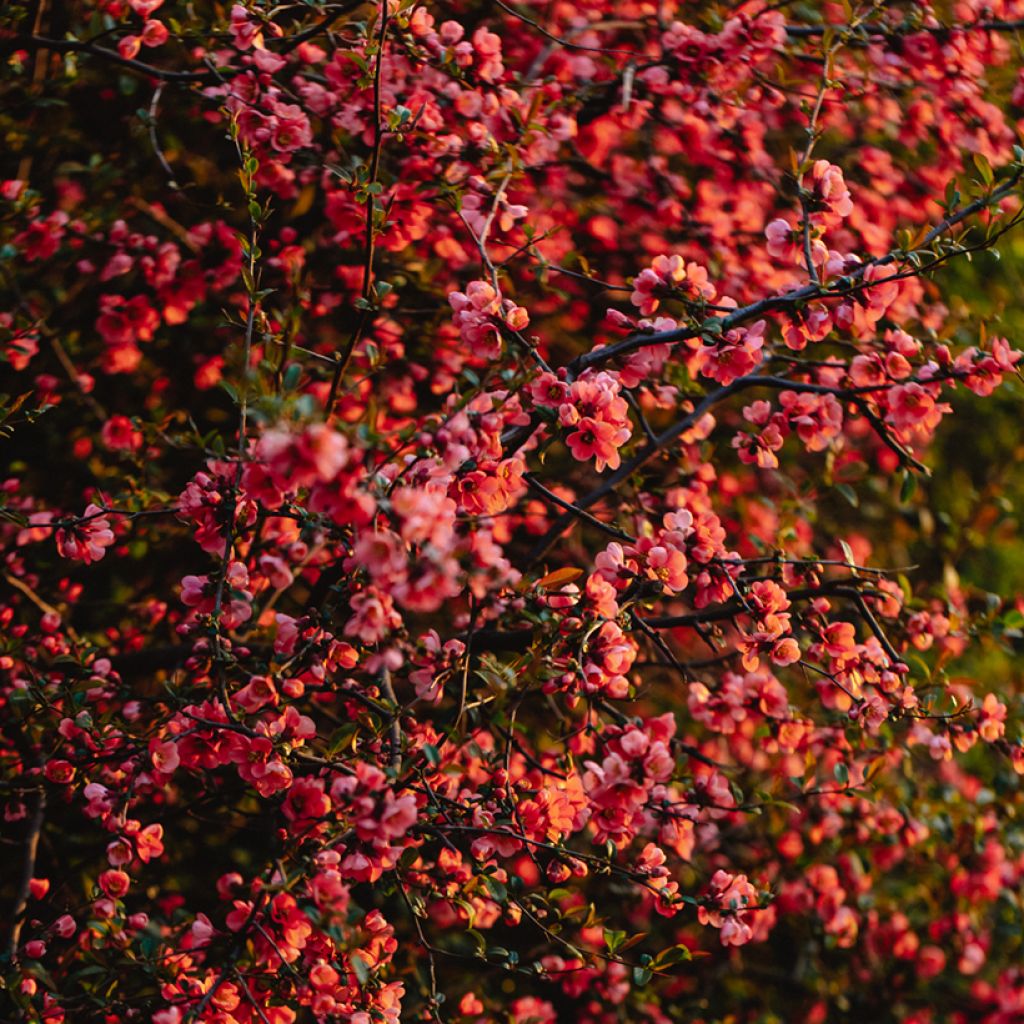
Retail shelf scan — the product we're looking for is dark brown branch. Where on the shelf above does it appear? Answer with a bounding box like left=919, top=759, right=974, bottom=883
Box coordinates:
left=836, top=586, right=904, bottom=665
left=571, top=168, right=1024, bottom=373
left=108, top=642, right=271, bottom=675
left=492, top=0, right=644, bottom=59
left=5, top=4, right=365, bottom=83
left=326, top=5, right=389, bottom=415
left=464, top=627, right=536, bottom=654
left=642, top=581, right=883, bottom=630
left=524, top=473, right=636, bottom=543
left=4, top=786, right=45, bottom=961
left=4, top=34, right=231, bottom=82
left=447, top=580, right=885, bottom=660
left=379, top=667, right=403, bottom=772
left=523, top=376, right=870, bottom=565
left=784, top=18, right=1024, bottom=39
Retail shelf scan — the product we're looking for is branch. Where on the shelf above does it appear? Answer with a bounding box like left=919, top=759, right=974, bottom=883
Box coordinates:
left=379, top=667, right=403, bottom=772
left=4, top=786, right=45, bottom=961
left=4, top=34, right=230, bottom=82
left=524, top=472, right=636, bottom=543
left=523, top=376, right=871, bottom=565
left=5, top=5, right=365, bottom=83
left=444, top=580, right=885, bottom=662
left=326, top=4, right=390, bottom=414
left=642, top=580, right=883, bottom=630
left=492, top=0, right=643, bottom=60
left=572, top=167, right=1023, bottom=373
left=107, top=642, right=271, bottom=675
left=784, top=18, right=1024, bottom=39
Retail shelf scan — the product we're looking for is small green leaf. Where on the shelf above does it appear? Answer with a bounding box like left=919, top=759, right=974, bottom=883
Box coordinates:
left=350, top=953, right=370, bottom=986
left=651, top=943, right=693, bottom=969
left=1002, top=610, right=1024, bottom=630
left=900, top=470, right=918, bottom=504
left=483, top=876, right=508, bottom=903
left=973, top=152, right=994, bottom=186
left=838, top=538, right=856, bottom=567
left=835, top=483, right=858, bottom=508
left=632, top=966, right=653, bottom=986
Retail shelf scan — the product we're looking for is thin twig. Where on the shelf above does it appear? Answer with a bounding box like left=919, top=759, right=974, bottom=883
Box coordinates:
left=4, top=786, right=45, bottom=961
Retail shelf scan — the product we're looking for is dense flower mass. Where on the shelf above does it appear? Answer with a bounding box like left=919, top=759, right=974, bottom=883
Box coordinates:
left=3, top=1, right=1024, bottom=1022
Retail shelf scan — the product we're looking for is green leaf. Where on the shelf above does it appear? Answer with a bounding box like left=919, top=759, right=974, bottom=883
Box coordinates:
left=900, top=470, right=918, bottom=504
left=833, top=762, right=850, bottom=786
left=651, top=943, right=693, bottom=969
left=838, top=538, right=857, bottom=568
left=973, top=152, right=994, bottom=187
left=604, top=928, right=626, bottom=954
left=632, top=966, right=653, bottom=986
left=465, top=927, right=487, bottom=956
left=835, top=483, right=859, bottom=508
left=483, top=876, right=508, bottom=903
left=350, top=953, right=370, bottom=986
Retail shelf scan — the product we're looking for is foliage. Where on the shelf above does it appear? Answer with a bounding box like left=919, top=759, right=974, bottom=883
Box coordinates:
left=3, top=1, right=1024, bottom=1022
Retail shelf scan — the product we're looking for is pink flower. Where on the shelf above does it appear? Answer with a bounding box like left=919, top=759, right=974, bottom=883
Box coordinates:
left=180, top=574, right=209, bottom=608
left=565, top=416, right=626, bottom=472
left=811, top=160, right=853, bottom=219
left=581, top=621, right=636, bottom=699
left=344, top=588, right=402, bottom=643
left=765, top=218, right=796, bottom=260
left=770, top=637, right=800, bottom=666
left=630, top=255, right=716, bottom=315
left=140, top=19, right=169, bottom=47
left=259, top=553, right=294, bottom=590
left=149, top=740, right=180, bottom=774
left=594, top=541, right=638, bottom=589
left=135, top=824, right=165, bottom=863
left=698, top=870, right=761, bottom=946
left=886, top=382, right=949, bottom=439
left=391, top=486, right=456, bottom=549
left=979, top=693, right=1007, bottom=742
left=779, top=391, right=843, bottom=452
left=101, top=415, right=143, bottom=452
left=233, top=675, right=279, bottom=713
left=295, top=424, right=349, bottom=483
left=56, top=505, right=115, bottom=563
left=379, top=793, right=418, bottom=839
left=99, top=869, right=131, bottom=898
left=230, top=4, right=263, bottom=49
left=269, top=103, right=313, bottom=153
left=118, top=35, right=142, bottom=60
left=642, top=543, right=688, bottom=592
left=449, top=280, right=504, bottom=357
left=528, top=371, right=570, bottom=407
left=152, top=1009, right=183, bottom=1024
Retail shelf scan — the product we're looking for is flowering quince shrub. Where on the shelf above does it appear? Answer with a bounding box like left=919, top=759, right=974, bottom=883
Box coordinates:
left=5, top=2, right=1024, bottom=1024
